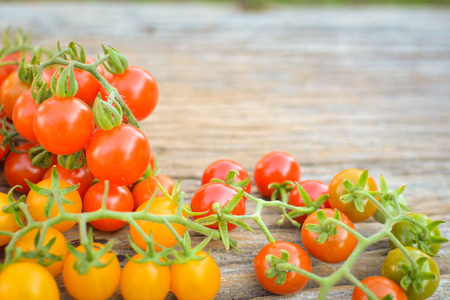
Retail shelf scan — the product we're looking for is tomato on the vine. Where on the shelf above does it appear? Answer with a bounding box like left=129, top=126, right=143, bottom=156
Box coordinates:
left=0, top=262, right=59, bottom=300
left=73, top=56, right=105, bottom=105
left=100, top=66, right=158, bottom=121
left=328, top=169, right=378, bottom=222
left=130, top=196, right=186, bottom=251
left=63, top=243, right=121, bottom=300
left=43, top=163, right=95, bottom=198
left=288, top=179, right=330, bottom=224
left=170, top=251, right=221, bottom=300
left=33, top=96, right=94, bottom=155
left=86, top=124, right=151, bottom=186
left=132, top=174, right=175, bottom=210
left=253, top=241, right=311, bottom=295
left=301, top=208, right=357, bottom=263
left=254, top=151, right=301, bottom=198
left=14, top=227, right=69, bottom=277
left=0, top=192, right=21, bottom=247
left=201, top=159, right=251, bottom=194
left=120, top=254, right=171, bottom=300
left=190, top=182, right=245, bottom=231
left=0, top=71, right=29, bottom=119
left=12, top=90, right=38, bottom=143
left=352, top=276, right=407, bottom=300
left=0, top=51, right=30, bottom=86
left=26, top=178, right=82, bottom=232
left=382, top=247, right=440, bottom=300
left=82, top=181, right=133, bottom=232
left=4, top=143, right=49, bottom=194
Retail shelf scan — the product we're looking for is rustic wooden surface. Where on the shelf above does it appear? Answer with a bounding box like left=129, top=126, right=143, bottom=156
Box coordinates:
left=0, top=2, right=449, bottom=299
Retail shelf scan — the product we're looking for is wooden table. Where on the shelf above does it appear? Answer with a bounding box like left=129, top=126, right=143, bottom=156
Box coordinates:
left=0, top=3, right=449, bottom=299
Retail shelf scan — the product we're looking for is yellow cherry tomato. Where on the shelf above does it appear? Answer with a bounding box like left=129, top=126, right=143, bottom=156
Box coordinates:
left=0, top=192, right=21, bottom=246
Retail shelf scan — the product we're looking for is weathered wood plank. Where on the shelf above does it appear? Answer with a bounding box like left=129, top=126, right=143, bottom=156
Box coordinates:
left=0, top=3, right=449, bottom=299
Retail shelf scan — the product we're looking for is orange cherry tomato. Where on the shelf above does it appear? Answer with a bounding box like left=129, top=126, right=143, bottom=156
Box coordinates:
left=131, top=174, right=175, bottom=210
left=0, top=71, right=29, bottom=119
left=0, top=192, right=21, bottom=247
left=43, top=163, right=95, bottom=198
left=12, top=90, right=39, bottom=143
left=352, top=276, right=407, bottom=300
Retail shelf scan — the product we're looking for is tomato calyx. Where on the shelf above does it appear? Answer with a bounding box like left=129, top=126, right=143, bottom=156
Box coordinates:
left=93, top=92, right=123, bottom=130
left=340, top=170, right=382, bottom=213
left=2, top=186, right=26, bottom=228
left=30, top=75, right=52, bottom=105
left=396, top=256, right=438, bottom=294
left=264, top=249, right=294, bottom=285
left=304, top=209, right=342, bottom=244
left=126, top=232, right=173, bottom=267
left=0, top=114, right=19, bottom=151
left=373, top=175, right=410, bottom=224
left=49, top=64, right=78, bottom=98
left=102, top=45, right=129, bottom=75
left=17, top=59, right=35, bottom=85
left=57, top=150, right=86, bottom=170
left=18, top=228, right=63, bottom=267
left=29, top=145, right=54, bottom=169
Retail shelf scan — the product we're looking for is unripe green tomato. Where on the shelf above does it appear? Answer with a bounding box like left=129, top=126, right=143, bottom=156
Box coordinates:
left=373, top=194, right=406, bottom=224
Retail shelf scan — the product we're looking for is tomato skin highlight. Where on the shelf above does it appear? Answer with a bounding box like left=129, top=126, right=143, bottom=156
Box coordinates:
left=170, top=251, right=221, bottom=300
left=120, top=254, right=171, bottom=300
left=352, top=276, right=407, bottom=300
left=301, top=209, right=357, bottom=263
left=190, top=182, right=245, bottom=231
left=130, top=196, right=186, bottom=251
left=0, top=261, right=59, bottom=300
left=201, top=159, right=251, bottom=194
left=132, top=174, right=175, bottom=210
left=83, top=181, right=134, bottom=232
left=12, top=90, right=39, bottom=143
left=33, top=96, right=95, bottom=155
left=254, top=241, right=311, bottom=295
left=63, top=243, right=121, bottom=300
left=14, top=227, right=69, bottom=277
left=0, top=192, right=21, bottom=246
left=0, top=71, right=29, bottom=119
left=86, top=124, right=151, bottom=186
left=254, top=151, right=301, bottom=198
left=328, top=169, right=378, bottom=222
left=288, top=179, right=330, bottom=224
left=4, top=143, right=48, bottom=194
left=381, top=247, right=440, bottom=300
left=26, top=178, right=82, bottom=232
left=101, top=66, right=158, bottom=121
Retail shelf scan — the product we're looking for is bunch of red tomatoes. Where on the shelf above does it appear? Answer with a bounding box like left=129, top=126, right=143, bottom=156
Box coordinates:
left=0, top=31, right=447, bottom=300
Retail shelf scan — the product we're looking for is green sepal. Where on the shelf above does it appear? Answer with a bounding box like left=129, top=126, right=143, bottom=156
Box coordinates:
left=17, top=58, right=35, bottom=85
left=29, top=145, right=54, bottom=169
left=67, top=42, right=86, bottom=63
left=195, top=214, right=219, bottom=226
left=305, top=224, right=322, bottom=234
left=30, top=75, right=53, bottom=105
left=218, top=220, right=230, bottom=250
left=92, top=92, right=123, bottom=131
left=269, top=181, right=294, bottom=201
left=3, top=186, right=26, bottom=228
left=57, top=150, right=86, bottom=170
left=263, top=250, right=292, bottom=285
left=102, top=45, right=129, bottom=74
left=380, top=294, right=394, bottom=300
left=50, top=64, right=78, bottom=98
left=227, top=219, right=254, bottom=233
left=222, top=190, right=245, bottom=214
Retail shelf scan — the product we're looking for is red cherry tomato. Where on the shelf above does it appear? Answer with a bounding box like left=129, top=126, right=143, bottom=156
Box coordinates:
left=254, top=151, right=301, bottom=198
left=352, top=276, right=407, bottom=300
left=4, top=143, right=48, bottom=194
left=86, top=124, right=151, bottom=186
left=132, top=174, right=175, bottom=210
left=100, top=66, right=158, bottom=121
left=0, top=71, right=29, bottom=119
left=0, top=51, right=30, bottom=86
left=201, top=159, right=251, bottom=194
left=33, top=96, right=94, bottom=155
left=83, top=181, right=134, bottom=231
left=254, top=241, right=311, bottom=295
left=190, top=182, right=245, bottom=231
left=73, top=57, right=105, bottom=105
left=43, top=163, right=94, bottom=198
left=12, top=90, right=39, bottom=143
left=301, top=209, right=357, bottom=263
left=288, top=180, right=330, bottom=224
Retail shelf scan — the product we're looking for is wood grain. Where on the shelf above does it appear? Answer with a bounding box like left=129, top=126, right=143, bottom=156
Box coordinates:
left=0, top=3, right=449, bottom=299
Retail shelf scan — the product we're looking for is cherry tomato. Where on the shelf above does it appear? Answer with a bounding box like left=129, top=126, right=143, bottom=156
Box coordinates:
left=254, top=151, right=301, bottom=198
left=100, top=66, right=158, bottom=121
left=63, top=243, right=121, bottom=300
left=12, top=90, right=38, bottom=143
left=170, top=251, right=221, bottom=300
left=0, top=192, right=21, bottom=246
left=328, top=169, right=378, bottom=222
left=130, top=196, right=186, bottom=251
left=288, top=179, right=330, bottom=224
left=0, top=71, right=29, bottom=119
left=26, top=178, right=82, bottom=232
left=390, top=213, right=444, bottom=256
left=14, top=227, right=69, bottom=277
left=190, top=182, right=245, bottom=231
left=382, top=247, right=440, bottom=300
left=201, top=159, right=251, bottom=194
left=43, top=163, right=95, bottom=198
left=0, top=262, right=59, bottom=300
left=33, top=96, right=95, bottom=155
left=4, top=143, right=48, bottom=194
left=254, top=241, right=311, bottom=295
left=83, top=181, right=133, bottom=231
left=120, top=254, right=171, bottom=300
left=73, top=56, right=105, bottom=105
left=352, top=276, right=407, bottom=300
left=301, top=209, right=357, bottom=263
left=0, top=51, right=30, bottom=87
left=86, top=124, right=151, bottom=186
left=132, top=174, right=175, bottom=210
